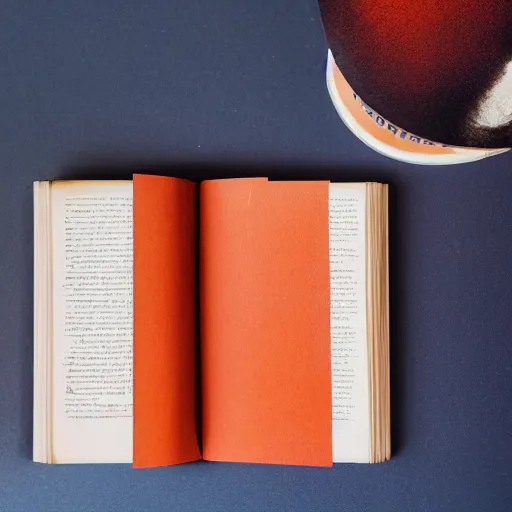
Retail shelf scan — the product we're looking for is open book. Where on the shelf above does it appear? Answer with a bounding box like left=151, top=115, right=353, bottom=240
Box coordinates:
left=33, top=175, right=390, bottom=467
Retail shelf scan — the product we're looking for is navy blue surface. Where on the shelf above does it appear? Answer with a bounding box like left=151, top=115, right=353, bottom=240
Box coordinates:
left=1, top=2, right=511, bottom=511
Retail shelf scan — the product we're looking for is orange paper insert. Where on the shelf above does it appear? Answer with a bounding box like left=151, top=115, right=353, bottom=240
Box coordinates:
left=200, top=178, right=332, bottom=466
left=133, top=174, right=200, bottom=468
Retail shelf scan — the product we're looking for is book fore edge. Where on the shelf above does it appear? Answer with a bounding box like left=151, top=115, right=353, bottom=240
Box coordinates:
left=366, top=183, right=391, bottom=463
left=33, top=181, right=53, bottom=463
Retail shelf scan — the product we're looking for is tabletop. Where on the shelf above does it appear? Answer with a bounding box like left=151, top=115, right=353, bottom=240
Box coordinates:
left=1, top=1, right=511, bottom=511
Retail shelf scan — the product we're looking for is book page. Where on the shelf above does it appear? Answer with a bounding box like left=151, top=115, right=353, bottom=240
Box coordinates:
left=51, top=181, right=133, bottom=463
left=132, top=174, right=200, bottom=468
left=200, top=179, right=332, bottom=466
left=329, top=183, right=371, bottom=463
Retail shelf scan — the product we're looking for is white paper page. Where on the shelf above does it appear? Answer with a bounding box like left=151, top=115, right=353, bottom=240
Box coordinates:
left=329, top=183, right=370, bottom=463
left=51, top=181, right=133, bottom=463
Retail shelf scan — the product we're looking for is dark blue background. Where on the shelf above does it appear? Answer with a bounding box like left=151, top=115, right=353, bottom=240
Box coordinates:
left=1, top=1, right=511, bottom=511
